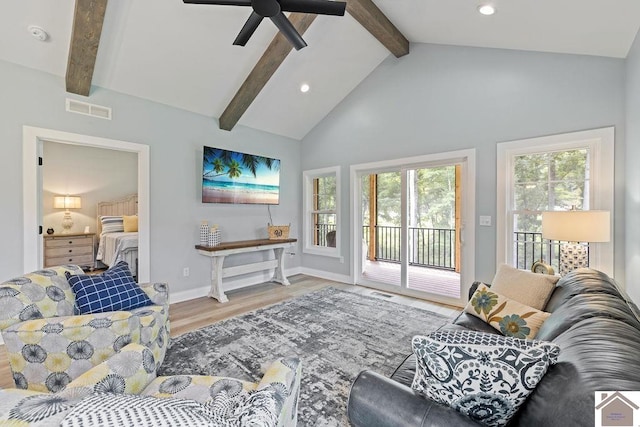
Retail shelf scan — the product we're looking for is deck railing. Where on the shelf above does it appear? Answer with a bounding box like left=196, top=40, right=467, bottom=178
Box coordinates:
left=362, top=225, right=456, bottom=271
left=360, top=227, right=590, bottom=273
left=315, top=223, right=337, bottom=247
left=513, top=231, right=589, bottom=271
left=324, top=224, right=584, bottom=273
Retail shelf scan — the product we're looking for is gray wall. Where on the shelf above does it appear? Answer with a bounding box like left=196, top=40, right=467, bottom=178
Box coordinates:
left=0, top=59, right=301, bottom=296
left=625, top=33, right=640, bottom=304
left=301, top=43, right=626, bottom=287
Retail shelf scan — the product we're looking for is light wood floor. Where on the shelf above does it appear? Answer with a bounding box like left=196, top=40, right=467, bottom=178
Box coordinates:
left=0, top=274, right=458, bottom=389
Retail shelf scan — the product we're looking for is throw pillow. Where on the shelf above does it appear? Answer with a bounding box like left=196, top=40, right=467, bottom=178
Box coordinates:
left=490, top=263, right=558, bottom=310
left=100, top=216, right=124, bottom=235
left=60, top=393, right=222, bottom=427
left=464, top=284, right=550, bottom=339
left=411, top=330, right=560, bottom=427
left=123, top=215, right=138, bottom=232
left=66, top=262, right=152, bottom=315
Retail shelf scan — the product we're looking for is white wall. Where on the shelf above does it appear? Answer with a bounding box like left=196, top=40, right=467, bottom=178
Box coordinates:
left=0, top=59, right=301, bottom=297
left=301, top=43, right=626, bottom=286
left=42, top=142, right=138, bottom=235
left=625, top=33, right=640, bottom=304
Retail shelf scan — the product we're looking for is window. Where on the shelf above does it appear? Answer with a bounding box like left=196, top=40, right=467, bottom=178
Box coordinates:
left=303, top=166, right=340, bottom=256
left=497, top=127, right=614, bottom=275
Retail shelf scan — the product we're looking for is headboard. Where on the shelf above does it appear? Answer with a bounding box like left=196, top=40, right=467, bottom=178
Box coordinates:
left=96, top=194, right=138, bottom=235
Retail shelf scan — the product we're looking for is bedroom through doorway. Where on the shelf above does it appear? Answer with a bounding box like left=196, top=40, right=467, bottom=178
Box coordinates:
left=42, top=142, right=138, bottom=275
left=22, top=126, right=150, bottom=282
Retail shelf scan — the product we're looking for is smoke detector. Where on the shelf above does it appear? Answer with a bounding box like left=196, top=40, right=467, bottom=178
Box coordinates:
left=28, top=25, right=49, bottom=42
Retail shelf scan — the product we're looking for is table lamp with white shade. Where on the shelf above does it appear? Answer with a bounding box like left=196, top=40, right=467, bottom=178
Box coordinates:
left=541, top=210, right=610, bottom=276
left=53, top=195, right=82, bottom=234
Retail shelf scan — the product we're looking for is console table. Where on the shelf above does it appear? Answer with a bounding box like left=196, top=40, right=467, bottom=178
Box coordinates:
left=196, top=238, right=297, bottom=303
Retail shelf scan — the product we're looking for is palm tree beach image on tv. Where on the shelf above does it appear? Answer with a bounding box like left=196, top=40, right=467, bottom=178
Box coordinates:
left=202, top=146, right=280, bottom=205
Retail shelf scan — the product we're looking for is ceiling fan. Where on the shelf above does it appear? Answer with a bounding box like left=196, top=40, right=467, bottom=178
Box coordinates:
left=183, top=0, right=346, bottom=50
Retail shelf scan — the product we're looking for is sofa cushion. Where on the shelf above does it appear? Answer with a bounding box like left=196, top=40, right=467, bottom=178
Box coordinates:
left=2, top=310, right=141, bottom=393
left=511, top=317, right=640, bottom=426
left=66, top=262, right=153, bottom=315
left=464, top=284, right=550, bottom=339
left=64, top=343, right=157, bottom=395
left=411, top=330, right=560, bottom=427
left=490, top=264, right=558, bottom=310
left=535, top=292, right=640, bottom=341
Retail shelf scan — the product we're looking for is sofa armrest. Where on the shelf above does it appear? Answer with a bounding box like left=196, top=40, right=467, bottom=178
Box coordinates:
left=65, top=342, right=157, bottom=394
left=257, top=357, right=302, bottom=427
left=348, top=370, right=479, bottom=427
left=138, top=282, right=170, bottom=307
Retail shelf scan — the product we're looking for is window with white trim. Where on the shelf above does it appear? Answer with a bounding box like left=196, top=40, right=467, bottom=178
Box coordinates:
left=496, top=127, right=614, bottom=275
left=303, top=166, right=340, bottom=256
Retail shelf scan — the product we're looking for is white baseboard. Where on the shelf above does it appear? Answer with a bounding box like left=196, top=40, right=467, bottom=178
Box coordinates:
left=171, top=267, right=303, bottom=304
left=297, top=267, right=353, bottom=285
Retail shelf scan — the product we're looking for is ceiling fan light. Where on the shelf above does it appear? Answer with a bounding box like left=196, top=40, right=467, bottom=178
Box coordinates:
left=478, top=4, right=496, bottom=16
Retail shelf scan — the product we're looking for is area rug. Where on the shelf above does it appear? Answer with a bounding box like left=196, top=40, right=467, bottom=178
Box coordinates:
left=158, top=287, right=450, bottom=426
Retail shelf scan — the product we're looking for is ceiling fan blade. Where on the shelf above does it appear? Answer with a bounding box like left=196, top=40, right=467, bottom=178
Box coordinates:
left=279, top=0, right=346, bottom=16
left=271, top=12, right=307, bottom=50
left=183, top=0, right=251, bottom=6
left=233, top=12, right=264, bottom=46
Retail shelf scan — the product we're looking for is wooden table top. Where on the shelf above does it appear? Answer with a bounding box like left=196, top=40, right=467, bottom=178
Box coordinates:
left=196, top=238, right=297, bottom=252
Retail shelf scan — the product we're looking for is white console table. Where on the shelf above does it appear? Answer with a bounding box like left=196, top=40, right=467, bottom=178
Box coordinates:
left=196, top=238, right=297, bottom=303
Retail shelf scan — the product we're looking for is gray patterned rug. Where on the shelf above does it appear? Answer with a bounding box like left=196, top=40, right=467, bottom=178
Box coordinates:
left=158, top=287, right=449, bottom=426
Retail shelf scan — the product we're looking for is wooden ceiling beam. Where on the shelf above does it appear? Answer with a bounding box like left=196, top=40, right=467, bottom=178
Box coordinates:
left=347, top=0, right=409, bottom=58
left=219, top=13, right=317, bottom=131
left=66, top=0, right=108, bottom=96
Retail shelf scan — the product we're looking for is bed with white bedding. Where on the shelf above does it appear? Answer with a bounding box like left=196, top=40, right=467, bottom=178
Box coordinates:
left=95, top=194, right=138, bottom=277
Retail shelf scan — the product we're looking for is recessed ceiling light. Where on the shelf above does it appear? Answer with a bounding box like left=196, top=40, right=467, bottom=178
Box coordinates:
left=478, top=4, right=496, bottom=16
left=300, top=83, right=310, bottom=93
left=27, top=25, right=49, bottom=41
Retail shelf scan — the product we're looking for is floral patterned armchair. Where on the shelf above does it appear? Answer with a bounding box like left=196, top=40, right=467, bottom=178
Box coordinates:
left=0, top=343, right=301, bottom=426
left=0, top=265, right=170, bottom=392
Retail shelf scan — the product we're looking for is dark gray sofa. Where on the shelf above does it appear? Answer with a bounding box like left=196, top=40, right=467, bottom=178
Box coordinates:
left=347, top=269, right=640, bottom=426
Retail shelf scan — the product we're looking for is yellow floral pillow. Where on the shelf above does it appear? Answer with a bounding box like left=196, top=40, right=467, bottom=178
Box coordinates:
left=464, top=284, right=551, bottom=339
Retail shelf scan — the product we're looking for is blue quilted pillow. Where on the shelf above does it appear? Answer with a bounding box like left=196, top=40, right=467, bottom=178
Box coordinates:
left=66, top=261, right=153, bottom=315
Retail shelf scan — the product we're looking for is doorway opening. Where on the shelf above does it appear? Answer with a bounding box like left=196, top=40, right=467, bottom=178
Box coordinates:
left=22, top=126, right=150, bottom=282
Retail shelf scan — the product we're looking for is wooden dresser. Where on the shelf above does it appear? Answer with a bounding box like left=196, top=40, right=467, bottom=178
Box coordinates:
left=44, top=233, right=95, bottom=269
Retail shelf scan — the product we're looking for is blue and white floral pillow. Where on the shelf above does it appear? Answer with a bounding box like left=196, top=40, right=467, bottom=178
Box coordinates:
left=411, top=330, right=560, bottom=427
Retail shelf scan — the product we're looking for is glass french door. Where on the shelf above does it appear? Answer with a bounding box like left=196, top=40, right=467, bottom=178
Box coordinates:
left=359, top=163, right=462, bottom=301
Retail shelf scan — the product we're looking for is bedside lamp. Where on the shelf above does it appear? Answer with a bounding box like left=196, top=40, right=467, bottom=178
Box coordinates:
left=53, top=195, right=82, bottom=234
left=542, top=210, right=610, bottom=276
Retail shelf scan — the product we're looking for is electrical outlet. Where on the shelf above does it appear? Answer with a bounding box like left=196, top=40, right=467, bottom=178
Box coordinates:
left=183, top=267, right=189, bottom=277
left=479, top=215, right=492, bottom=226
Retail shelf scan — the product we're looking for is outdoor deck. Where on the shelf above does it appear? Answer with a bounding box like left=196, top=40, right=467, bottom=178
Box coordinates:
left=361, top=260, right=461, bottom=299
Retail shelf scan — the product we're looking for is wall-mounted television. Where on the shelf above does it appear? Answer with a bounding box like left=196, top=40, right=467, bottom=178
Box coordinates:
left=202, top=146, right=280, bottom=205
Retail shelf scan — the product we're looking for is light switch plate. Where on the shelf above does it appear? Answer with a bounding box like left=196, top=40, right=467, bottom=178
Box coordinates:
left=479, top=215, right=492, bottom=226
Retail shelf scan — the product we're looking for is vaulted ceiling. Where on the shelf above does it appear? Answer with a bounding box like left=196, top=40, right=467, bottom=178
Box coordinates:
left=2, top=0, right=640, bottom=140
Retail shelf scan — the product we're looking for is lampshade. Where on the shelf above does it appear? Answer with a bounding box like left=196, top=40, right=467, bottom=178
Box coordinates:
left=53, top=196, right=82, bottom=210
left=542, top=210, right=610, bottom=242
